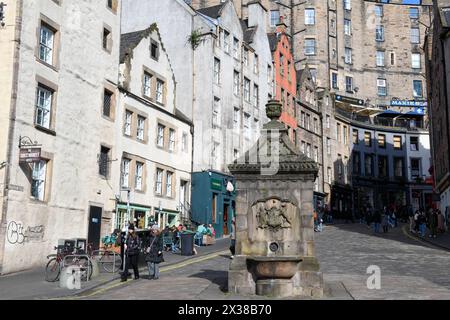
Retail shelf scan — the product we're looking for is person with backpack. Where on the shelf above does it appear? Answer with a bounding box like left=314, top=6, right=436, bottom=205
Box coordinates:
left=121, top=224, right=141, bottom=282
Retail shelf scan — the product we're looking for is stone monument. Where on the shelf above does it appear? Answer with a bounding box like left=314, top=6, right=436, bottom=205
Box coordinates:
left=228, top=100, right=323, bottom=298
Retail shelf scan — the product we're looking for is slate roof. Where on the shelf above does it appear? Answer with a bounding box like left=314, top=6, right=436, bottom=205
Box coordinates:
left=441, top=7, right=450, bottom=28
left=197, top=3, right=226, bottom=19
left=240, top=19, right=257, bottom=44
left=120, top=28, right=152, bottom=63
left=267, top=33, right=278, bottom=52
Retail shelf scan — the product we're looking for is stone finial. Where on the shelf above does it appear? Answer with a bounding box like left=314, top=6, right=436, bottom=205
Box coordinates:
left=265, top=99, right=282, bottom=121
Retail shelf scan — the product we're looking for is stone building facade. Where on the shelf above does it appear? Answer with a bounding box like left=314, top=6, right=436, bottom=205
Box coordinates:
left=0, top=0, right=120, bottom=274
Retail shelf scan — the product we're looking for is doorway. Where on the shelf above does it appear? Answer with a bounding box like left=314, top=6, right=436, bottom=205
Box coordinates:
left=223, top=204, right=229, bottom=235
left=88, top=206, right=102, bottom=250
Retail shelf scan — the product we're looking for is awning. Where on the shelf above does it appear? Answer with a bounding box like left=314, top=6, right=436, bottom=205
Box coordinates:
left=336, top=102, right=383, bottom=116
left=400, top=110, right=425, bottom=117
left=117, top=204, right=151, bottom=211
left=377, top=110, right=403, bottom=117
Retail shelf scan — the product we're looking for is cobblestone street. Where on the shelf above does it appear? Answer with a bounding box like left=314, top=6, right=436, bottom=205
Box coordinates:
left=65, top=223, right=450, bottom=300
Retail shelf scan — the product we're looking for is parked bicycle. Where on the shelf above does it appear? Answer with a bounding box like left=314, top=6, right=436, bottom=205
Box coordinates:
left=45, top=245, right=93, bottom=282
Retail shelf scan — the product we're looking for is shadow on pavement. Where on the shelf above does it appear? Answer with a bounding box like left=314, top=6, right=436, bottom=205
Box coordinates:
left=188, top=270, right=228, bottom=293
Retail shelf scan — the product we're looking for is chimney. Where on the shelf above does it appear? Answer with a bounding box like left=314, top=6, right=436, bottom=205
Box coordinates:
left=247, top=0, right=268, bottom=30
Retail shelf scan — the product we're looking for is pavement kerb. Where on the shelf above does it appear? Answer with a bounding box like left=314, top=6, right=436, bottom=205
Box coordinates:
left=402, top=225, right=450, bottom=252
left=51, top=249, right=229, bottom=300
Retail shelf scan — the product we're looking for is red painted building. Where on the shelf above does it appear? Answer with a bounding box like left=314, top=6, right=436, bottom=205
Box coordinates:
left=268, top=23, right=297, bottom=144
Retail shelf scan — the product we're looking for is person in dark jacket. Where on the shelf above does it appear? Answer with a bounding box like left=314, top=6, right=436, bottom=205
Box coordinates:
left=121, top=224, right=141, bottom=282
left=145, top=225, right=164, bottom=280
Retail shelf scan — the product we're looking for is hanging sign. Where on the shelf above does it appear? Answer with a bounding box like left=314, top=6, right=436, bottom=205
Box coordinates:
left=19, top=147, right=41, bottom=163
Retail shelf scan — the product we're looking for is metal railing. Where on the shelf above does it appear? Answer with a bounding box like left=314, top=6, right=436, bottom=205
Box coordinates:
left=90, top=249, right=119, bottom=273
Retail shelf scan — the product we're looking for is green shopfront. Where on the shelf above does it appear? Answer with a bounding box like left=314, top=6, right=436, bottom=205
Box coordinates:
left=191, top=171, right=236, bottom=238
left=115, top=203, right=180, bottom=231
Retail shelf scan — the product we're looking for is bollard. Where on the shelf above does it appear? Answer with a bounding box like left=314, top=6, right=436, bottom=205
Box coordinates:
left=59, top=265, right=82, bottom=289
left=90, top=256, right=100, bottom=278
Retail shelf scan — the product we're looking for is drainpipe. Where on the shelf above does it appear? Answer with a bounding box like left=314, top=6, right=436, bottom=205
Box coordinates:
left=0, top=0, right=23, bottom=274
left=189, top=12, right=196, bottom=226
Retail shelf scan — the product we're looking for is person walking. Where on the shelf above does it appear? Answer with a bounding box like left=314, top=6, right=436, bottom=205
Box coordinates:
left=121, top=224, right=141, bottom=282
left=437, top=210, right=445, bottom=233
left=382, top=213, right=389, bottom=233
left=230, top=217, right=236, bottom=259
left=373, top=210, right=381, bottom=234
left=145, top=225, right=164, bottom=280
left=418, top=211, right=427, bottom=238
left=408, top=206, right=415, bottom=233
left=429, top=209, right=438, bottom=238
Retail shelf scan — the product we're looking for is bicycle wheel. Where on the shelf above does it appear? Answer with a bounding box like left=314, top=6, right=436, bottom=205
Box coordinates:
left=45, top=258, right=61, bottom=282
left=99, top=252, right=121, bottom=273
left=77, top=257, right=93, bottom=281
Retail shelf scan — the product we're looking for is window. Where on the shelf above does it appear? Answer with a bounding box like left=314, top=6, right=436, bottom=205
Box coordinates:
left=344, top=19, right=351, bottom=35
left=103, top=89, right=113, bottom=117
left=157, top=124, right=165, bottom=147
left=243, top=48, right=249, bottom=66
left=121, top=159, right=130, bottom=188
left=99, top=146, right=110, bottom=177
left=137, top=116, right=145, bottom=141
left=410, top=136, right=419, bottom=151
left=270, top=10, right=280, bottom=26
left=344, top=0, right=351, bottom=10
left=343, top=125, right=348, bottom=144
left=39, top=24, right=54, bottom=64
left=254, top=54, right=259, bottom=74
left=344, top=156, right=349, bottom=179
left=337, top=154, right=342, bottom=175
left=327, top=167, right=332, bottom=184
left=35, top=85, right=53, bottom=129
left=377, top=78, right=387, bottom=96
left=233, top=107, right=239, bottom=129
left=353, top=152, right=360, bottom=175
left=375, top=5, right=383, bottom=17
left=376, top=25, right=384, bottom=42
left=413, top=80, right=423, bottom=98
left=107, top=0, right=113, bottom=9
left=390, top=52, right=395, bottom=65
left=156, top=79, right=164, bottom=103
left=135, top=162, right=143, bottom=190
left=409, top=7, right=419, bottom=19
left=169, top=128, right=175, bottom=151
left=279, top=53, right=284, bottom=74
left=353, top=129, right=359, bottom=144
left=345, top=76, right=353, bottom=92
left=244, top=113, right=251, bottom=139
left=393, top=135, right=402, bottom=149
left=211, top=142, right=220, bottom=169
left=376, top=51, right=385, bottom=67
left=253, top=84, right=259, bottom=109
left=244, top=78, right=251, bottom=102
left=411, top=159, right=421, bottom=178
left=103, top=27, right=112, bottom=51
left=301, top=141, right=306, bottom=154
left=310, top=68, right=317, bottom=83
left=332, top=73, right=338, bottom=89
left=233, top=149, right=239, bottom=160
left=365, top=154, right=373, bottom=176
left=31, top=160, right=47, bottom=201
left=378, top=134, right=386, bottom=148
left=345, top=47, right=352, bottom=64
left=410, top=28, right=420, bottom=44
left=300, top=112, right=306, bottom=128
left=306, top=144, right=311, bottom=158
left=314, top=146, right=319, bottom=162
left=306, top=114, right=311, bottom=130
left=182, top=133, right=188, bottom=152
left=216, top=27, right=223, bottom=48
left=314, top=118, right=318, bottom=134
left=394, top=158, right=404, bottom=177
left=233, top=37, right=239, bottom=59
left=378, top=156, right=388, bottom=177
left=143, top=72, right=152, bottom=97
left=214, top=58, right=221, bottom=84
left=364, top=132, right=372, bottom=147
left=326, top=115, right=330, bottom=129
left=267, top=65, right=273, bottom=84
left=156, top=168, right=163, bottom=195
left=233, top=71, right=240, bottom=95
left=124, top=110, right=132, bottom=136
left=305, top=9, right=315, bottom=25
left=411, top=53, right=421, bottom=69
left=213, top=97, right=221, bottom=127
left=166, top=172, right=173, bottom=197
left=337, top=123, right=341, bottom=142
left=224, top=31, right=230, bottom=53
left=305, top=39, right=316, bottom=55
left=287, top=60, right=292, bottom=81
left=150, top=40, right=159, bottom=60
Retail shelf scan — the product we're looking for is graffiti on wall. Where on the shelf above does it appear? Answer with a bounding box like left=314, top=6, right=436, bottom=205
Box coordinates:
left=6, top=221, right=45, bottom=245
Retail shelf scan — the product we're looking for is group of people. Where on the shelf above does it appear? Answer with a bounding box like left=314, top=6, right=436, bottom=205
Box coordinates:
left=410, top=208, right=446, bottom=238
left=195, top=223, right=216, bottom=246
left=360, top=205, right=399, bottom=234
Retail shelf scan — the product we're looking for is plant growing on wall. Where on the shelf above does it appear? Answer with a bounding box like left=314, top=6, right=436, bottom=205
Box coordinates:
left=187, top=28, right=205, bottom=50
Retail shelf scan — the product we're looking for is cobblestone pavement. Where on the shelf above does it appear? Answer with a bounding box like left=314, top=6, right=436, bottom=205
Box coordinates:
left=70, top=223, right=450, bottom=300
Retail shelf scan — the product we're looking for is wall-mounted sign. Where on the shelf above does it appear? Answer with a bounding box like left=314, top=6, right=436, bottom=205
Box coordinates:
left=19, top=147, right=41, bottom=163
left=335, top=95, right=365, bottom=106
left=390, top=100, right=427, bottom=107
left=211, top=178, right=223, bottom=191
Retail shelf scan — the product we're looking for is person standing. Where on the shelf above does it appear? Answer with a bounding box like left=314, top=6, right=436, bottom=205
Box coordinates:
left=429, top=210, right=438, bottom=238
left=408, top=205, right=415, bottom=233
left=230, top=217, right=236, bottom=259
left=437, top=210, right=445, bottom=233
left=145, top=225, right=164, bottom=280
left=418, top=211, right=427, bottom=238
left=121, top=224, right=141, bottom=282
left=373, top=210, right=381, bottom=234
left=382, top=213, right=389, bottom=233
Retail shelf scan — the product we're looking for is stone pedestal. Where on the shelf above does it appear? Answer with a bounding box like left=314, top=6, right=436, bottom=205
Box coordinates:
left=228, top=100, right=323, bottom=298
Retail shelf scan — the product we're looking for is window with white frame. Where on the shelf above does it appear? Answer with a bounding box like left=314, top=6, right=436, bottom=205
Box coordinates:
left=344, top=0, right=351, bottom=10
left=244, top=113, right=251, bottom=139
left=121, top=158, right=130, bottom=188
left=214, top=58, right=221, bottom=84
left=306, top=144, right=311, bottom=158
left=213, top=97, right=221, bottom=127
left=31, top=160, right=47, bottom=201
left=233, top=37, right=239, bottom=59
left=409, top=7, right=419, bottom=19
left=244, top=78, right=251, bottom=102
left=166, top=171, right=173, bottom=197
left=345, top=47, right=352, bottom=64
left=35, top=85, right=53, bottom=129
left=135, top=162, right=143, bottom=190
left=143, top=72, right=152, bottom=97
left=224, top=31, right=230, bottom=53
left=344, top=19, right=351, bottom=35
left=300, top=111, right=305, bottom=128
left=306, top=114, right=311, bottom=131
left=253, top=84, right=259, bottom=109
left=410, top=28, right=420, bottom=44
left=305, top=8, right=315, bottom=25
left=345, top=76, right=353, bottom=92
left=314, top=146, right=319, bottom=162
left=233, top=71, right=240, bottom=95
left=270, top=10, right=280, bottom=26
left=376, top=51, right=385, bottom=67
left=124, top=110, right=132, bottom=136
left=137, top=115, right=145, bottom=140
left=376, top=25, right=384, bottom=41
left=157, top=124, right=165, bottom=147
left=169, top=128, right=175, bottom=151
left=301, top=141, right=306, bottom=154
left=182, top=133, right=188, bottom=152
left=411, top=53, right=421, bottom=69
left=375, top=5, right=383, bottom=17
left=413, top=80, right=423, bottom=98
left=305, top=39, right=316, bottom=55
left=156, top=168, right=163, bottom=195
left=332, top=73, right=338, bottom=89
left=233, top=107, right=239, bottom=129
left=377, top=78, right=387, bottom=96
left=243, top=48, right=249, bottom=66
left=39, top=24, right=54, bottom=65
left=156, top=79, right=164, bottom=103
left=253, top=54, right=259, bottom=74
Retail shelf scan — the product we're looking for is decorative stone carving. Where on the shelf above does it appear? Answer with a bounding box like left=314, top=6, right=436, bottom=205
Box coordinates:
left=256, top=198, right=291, bottom=231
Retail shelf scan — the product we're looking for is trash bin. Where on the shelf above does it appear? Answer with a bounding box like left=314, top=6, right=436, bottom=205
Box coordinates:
left=180, top=231, right=195, bottom=256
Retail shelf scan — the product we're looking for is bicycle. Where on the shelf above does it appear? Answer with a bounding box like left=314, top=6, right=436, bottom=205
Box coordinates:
left=45, top=245, right=93, bottom=282
left=90, top=239, right=122, bottom=273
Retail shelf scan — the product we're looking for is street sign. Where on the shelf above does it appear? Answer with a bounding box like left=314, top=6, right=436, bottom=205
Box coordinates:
left=211, top=178, right=222, bottom=191
left=335, top=95, right=365, bottom=106
left=19, top=147, right=41, bottom=163
left=390, top=100, right=427, bottom=107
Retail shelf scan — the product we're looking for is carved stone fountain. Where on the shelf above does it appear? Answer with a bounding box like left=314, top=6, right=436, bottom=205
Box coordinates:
left=228, top=100, right=323, bottom=298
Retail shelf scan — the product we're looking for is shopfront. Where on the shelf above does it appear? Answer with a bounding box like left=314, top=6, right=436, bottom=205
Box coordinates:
left=115, top=203, right=152, bottom=231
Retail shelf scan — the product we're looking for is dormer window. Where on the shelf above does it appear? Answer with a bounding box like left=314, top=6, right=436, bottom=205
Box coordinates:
left=150, top=40, right=159, bottom=61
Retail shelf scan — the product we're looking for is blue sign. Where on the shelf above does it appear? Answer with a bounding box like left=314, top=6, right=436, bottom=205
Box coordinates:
left=390, top=100, right=427, bottom=107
